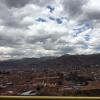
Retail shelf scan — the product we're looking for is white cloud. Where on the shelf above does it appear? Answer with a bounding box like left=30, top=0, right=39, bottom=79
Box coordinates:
left=0, top=0, right=100, bottom=60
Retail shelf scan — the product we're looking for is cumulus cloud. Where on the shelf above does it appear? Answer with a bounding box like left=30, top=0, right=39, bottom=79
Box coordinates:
left=0, top=0, right=100, bottom=60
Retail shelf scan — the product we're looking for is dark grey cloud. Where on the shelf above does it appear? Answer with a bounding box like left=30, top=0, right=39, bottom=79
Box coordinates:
left=5, top=0, right=31, bottom=8
left=62, top=0, right=100, bottom=25
left=8, top=50, right=25, bottom=57
left=83, top=10, right=100, bottom=21
left=3, top=16, right=30, bottom=29
left=5, top=0, right=54, bottom=8
left=26, top=33, right=62, bottom=44
left=26, top=34, right=52, bottom=44
left=25, top=33, right=62, bottom=51
left=0, top=2, right=21, bottom=29
left=58, top=46, right=75, bottom=54
left=31, top=0, right=54, bottom=7
left=63, top=0, right=87, bottom=17
left=65, top=0, right=100, bottom=22
left=0, top=7, right=31, bottom=30
left=2, top=16, right=23, bottom=29
left=0, top=34, right=24, bottom=47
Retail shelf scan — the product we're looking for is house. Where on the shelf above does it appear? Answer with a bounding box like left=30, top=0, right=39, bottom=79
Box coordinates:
left=20, top=90, right=37, bottom=96
left=33, top=76, right=59, bottom=87
left=0, top=84, right=7, bottom=89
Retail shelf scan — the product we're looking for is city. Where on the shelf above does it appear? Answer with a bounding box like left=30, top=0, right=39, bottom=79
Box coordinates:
left=0, top=0, right=100, bottom=98
left=0, top=64, right=100, bottom=96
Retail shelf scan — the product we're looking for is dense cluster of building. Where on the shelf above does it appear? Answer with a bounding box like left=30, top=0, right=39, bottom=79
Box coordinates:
left=0, top=68, right=100, bottom=96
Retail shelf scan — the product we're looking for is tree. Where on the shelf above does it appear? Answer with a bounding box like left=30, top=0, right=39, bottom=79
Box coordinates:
left=36, top=84, right=44, bottom=96
left=57, top=80, right=63, bottom=86
left=57, top=72, right=64, bottom=79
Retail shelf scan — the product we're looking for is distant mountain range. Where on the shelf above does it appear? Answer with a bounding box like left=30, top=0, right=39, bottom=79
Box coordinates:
left=0, top=54, right=100, bottom=70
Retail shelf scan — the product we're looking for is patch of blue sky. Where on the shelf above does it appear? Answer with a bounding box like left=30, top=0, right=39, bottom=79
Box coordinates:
left=36, top=17, right=47, bottom=23
left=96, top=47, right=100, bottom=52
left=81, top=44, right=89, bottom=49
left=47, top=5, right=55, bottom=13
left=73, top=21, right=93, bottom=36
left=61, top=17, right=69, bottom=21
left=75, top=21, right=93, bottom=30
left=84, top=35, right=90, bottom=41
left=56, top=18, right=63, bottom=24
left=84, top=21, right=93, bottom=29
left=73, top=28, right=84, bottom=37
left=48, top=16, right=64, bottom=24
left=49, top=16, right=55, bottom=21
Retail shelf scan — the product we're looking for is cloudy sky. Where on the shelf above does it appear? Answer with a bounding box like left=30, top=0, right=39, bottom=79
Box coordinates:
left=0, top=0, right=100, bottom=60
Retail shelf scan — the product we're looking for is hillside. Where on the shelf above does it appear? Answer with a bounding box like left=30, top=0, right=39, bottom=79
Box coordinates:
left=0, top=54, right=100, bottom=70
